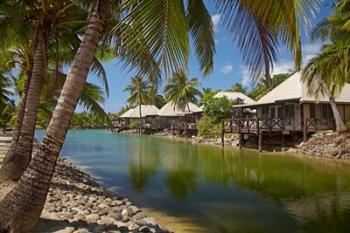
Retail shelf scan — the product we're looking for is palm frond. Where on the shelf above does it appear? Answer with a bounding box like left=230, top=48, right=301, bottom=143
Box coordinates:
left=186, top=0, right=215, bottom=76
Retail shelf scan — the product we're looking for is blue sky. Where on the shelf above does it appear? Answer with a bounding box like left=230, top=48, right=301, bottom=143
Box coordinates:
left=83, top=1, right=333, bottom=113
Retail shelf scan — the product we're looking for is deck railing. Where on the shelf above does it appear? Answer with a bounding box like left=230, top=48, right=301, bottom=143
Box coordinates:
left=226, top=117, right=335, bottom=134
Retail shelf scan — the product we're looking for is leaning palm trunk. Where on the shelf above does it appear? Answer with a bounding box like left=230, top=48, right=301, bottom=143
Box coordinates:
left=0, top=2, right=110, bottom=232
left=0, top=36, right=46, bottom=182
left=2, top=71, right=31, bottom=160
left=139, top=104, right=142, bottom=135
left=323, top=83, right=348, bottom=132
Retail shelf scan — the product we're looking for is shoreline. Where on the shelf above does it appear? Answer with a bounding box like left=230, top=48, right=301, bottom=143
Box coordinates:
left=0, top=139, right=170, bottom=233
left=145, top=131, right=350, bottom=161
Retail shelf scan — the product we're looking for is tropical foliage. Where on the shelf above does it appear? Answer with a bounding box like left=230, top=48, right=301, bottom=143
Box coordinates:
left=302, top=0, right=350, bottom=132
left=0, top=0, right=322, bottom=231
left=70, top=112, right=113, bottom=129
left=227, top=83, right=247, bottom=94
left=198, top=96, right=234, bottom=136
left=164, top=71, right=202, bottom=110
left=124, top=76, right=153, bottom=108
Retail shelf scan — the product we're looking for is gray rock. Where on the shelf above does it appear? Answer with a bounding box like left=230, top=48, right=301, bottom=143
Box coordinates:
left=121, top=208, right=128, bottom=218
left=53, top=227, right=76, bottom=233
left=72, top=228, right=90, bottom=233
left=107, top=212, right=122, bottom=221
left=128, top=205, right=140, bottom=215
left=85, top=213, right=100, bottom=223
left=142, top=217, right=157, bottom=226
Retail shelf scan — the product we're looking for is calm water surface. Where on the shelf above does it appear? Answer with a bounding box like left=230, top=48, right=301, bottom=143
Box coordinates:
left=36, top=129, right=350, bottom=233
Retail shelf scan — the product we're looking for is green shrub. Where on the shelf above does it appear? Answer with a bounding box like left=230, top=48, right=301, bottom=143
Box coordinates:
left=198, top=116, right=221, bottom=137
left=202, top=96, right=234, bottom=123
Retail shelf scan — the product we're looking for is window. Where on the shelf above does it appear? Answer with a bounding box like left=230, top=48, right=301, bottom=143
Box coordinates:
left=262, top=106, right=268, bottom=118
left=321, top=104, right=333, bottom=119
left=310, top=104, right=315, bottom=118
left=284, top=105, right=295, bottom=118
left=277, top=106, right=283, bottom=118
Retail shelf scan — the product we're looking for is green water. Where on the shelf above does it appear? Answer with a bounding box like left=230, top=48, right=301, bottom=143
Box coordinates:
left=37, top=129, right=350, bottom=233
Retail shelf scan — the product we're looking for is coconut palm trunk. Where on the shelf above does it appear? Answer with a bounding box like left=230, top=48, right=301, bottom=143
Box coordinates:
left=0, top=2, right=110, bottom=232
left=0, top=35, right=47, bottom=182
left=3, top=71, right=31, bottom=159
left=139, top=104, right=143, bottom=135
left=323, top=83, right=347, bottom=132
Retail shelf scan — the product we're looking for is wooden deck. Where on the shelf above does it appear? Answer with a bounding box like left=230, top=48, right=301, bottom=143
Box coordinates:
left=224, top=117, right=335, bottom=134
left=222, top=117, right=335, bottom=151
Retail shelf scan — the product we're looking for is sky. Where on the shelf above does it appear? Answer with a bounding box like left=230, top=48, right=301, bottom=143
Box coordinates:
left=82, top=1, right=334, bottom=113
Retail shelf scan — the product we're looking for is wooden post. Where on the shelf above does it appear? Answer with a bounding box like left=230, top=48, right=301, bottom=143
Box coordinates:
left=258, top=133, right=263, bottom=152
left=281, top=134, right=285, bottom=148
left=221, top=120, right=225, bottom=147
left=303, top=118, right=308, bottom=142
left=230, top=119, right=233, bottom=133
left=172, top=123, right=175, bottom=136
left=185, top=123, right=188, bottom=138
left=239, top=133, right=243, bottom=149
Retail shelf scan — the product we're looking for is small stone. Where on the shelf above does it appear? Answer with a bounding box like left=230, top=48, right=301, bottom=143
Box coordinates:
left=142, top=217, right=157, bottom=226
left=121, top=208, right=128, bottom=217
left=73, top=228, right=90, bottom=233
left=53, top=227, right=76, bottom=233
left=108, top=212, right=122, bottom=220
left=85, top=213, right=100, bottom=223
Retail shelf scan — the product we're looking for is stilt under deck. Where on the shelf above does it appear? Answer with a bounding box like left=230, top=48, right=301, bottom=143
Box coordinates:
left=223, top=117, right=335, bottom=151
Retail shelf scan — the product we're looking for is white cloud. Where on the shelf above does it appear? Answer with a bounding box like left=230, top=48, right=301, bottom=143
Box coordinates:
left=241, top=66, right=251, bottom=87
left=211, top=13, right=221, bottom=30
left=240, top=42, right=324, bottom=87
left=272, top=61, right=294, bottom=75
left=220, top=64, right=233, bottom=74
left=302, top=42, right=322, bottom=63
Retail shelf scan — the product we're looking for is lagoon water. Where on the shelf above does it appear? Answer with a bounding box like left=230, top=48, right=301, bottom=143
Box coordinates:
left=36, top=129, right=350, bottom=233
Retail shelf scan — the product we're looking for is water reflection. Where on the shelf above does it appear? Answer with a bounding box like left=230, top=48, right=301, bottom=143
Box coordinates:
left=37, top=130, right=350, bottom=233
left=128, top=139, right=160, bottom=192
left=125, top=137, right=350, bottom=232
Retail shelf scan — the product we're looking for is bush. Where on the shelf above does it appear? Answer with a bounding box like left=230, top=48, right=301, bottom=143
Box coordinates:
left=198, top=116, right=221, bottom=137
left=202, top=96, right=234, bottom=123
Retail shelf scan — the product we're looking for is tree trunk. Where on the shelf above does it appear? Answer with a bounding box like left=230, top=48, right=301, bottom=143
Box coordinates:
left=0, top=35, right=46, bottom=182
left=2, top=70, right=31, bottom=162
left=0, top=2, right=110, bottom=232
left=323, top=82, right=348, bottom=132
left=139, top=104, right=142, bottom=135
left=328, top=96, right=347, bottom=132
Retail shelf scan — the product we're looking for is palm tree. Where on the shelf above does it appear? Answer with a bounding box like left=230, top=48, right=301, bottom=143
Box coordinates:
left=124, top=75, right=152, bottom=134
left=164, top=71, right=202, bottom=111
left=0, top=0, right=89, bottom=181
left=302, top=0, right=349, bottom=132
left=120, top=0, right=318, bottom=83
left=227, top=83, right=247, bottom=94
left=149, top=86, right=166, bottom=109
left=0, top=0, right=318, bottom=231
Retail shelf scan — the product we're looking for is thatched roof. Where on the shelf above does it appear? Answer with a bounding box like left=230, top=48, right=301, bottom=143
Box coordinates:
left=235, top=72, right=350, bottom=107
left=119, top=108, right=135, bottom=118
left=120, top=105, right=160, bottom=118
left=157, top=101, right=203, bottom=117
left=259, top=72, right=350, bottom=104
left=214, top=91, right=256, bottom=104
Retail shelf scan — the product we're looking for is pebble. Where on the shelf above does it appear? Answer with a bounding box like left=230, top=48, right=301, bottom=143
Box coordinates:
left=31, top=157, right=170, bottom=233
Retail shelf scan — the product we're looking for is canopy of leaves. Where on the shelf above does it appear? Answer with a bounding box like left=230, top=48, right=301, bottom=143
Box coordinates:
left=202, top=96, right=234, bottom=123
left=303, top=0, right=350, bottom=98
left=164, top=71, right=202, bottom=109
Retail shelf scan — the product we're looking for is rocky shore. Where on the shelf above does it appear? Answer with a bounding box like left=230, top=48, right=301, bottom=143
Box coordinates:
left=296, top=131, right=350, bottom=159
left=0, top=137, right=170, bottom=233
left=154, top=130, right=239, bottom=147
